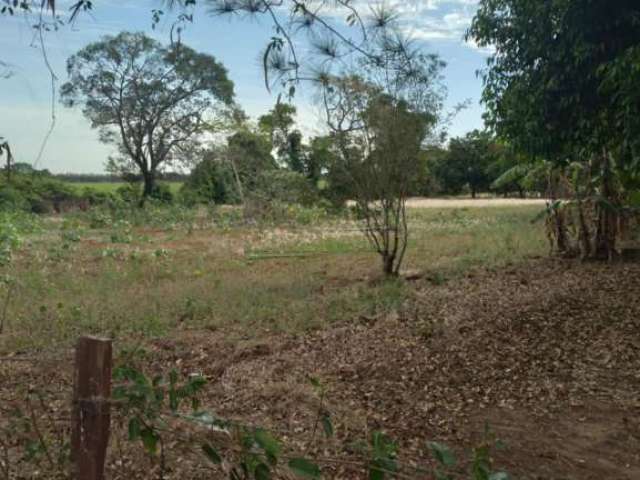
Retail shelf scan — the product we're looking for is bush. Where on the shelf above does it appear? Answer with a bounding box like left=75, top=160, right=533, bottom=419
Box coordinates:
left=0, top=185, right=30, bottom=211
left=81, top=187, right=119, bottom=207
left=116, top=183, right=142, bottom=204
left=243, top=170, right=324, bottom=224
left=0, top=173, right=79, bottom=213
left=251, top=170, right=319, bottom=206
left=150, top=183, right=174, bottom=204
left=181, top=156, right=240, bottom=205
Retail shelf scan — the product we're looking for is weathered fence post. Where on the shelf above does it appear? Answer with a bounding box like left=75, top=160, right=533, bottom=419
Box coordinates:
left=71, top=336, right=112, bottom=480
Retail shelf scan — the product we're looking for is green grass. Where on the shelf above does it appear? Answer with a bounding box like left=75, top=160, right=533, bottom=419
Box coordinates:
left=0, top=204, right=547, bottom=354
left=67, top=181, right=183, bottom=194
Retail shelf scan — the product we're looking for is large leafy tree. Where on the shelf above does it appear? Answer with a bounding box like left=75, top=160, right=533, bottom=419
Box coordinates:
left=433, top=130, right=495, bottom=198
left=468, top=0, right=640, bottom=257
left=60, top=31, right=234, bottom=204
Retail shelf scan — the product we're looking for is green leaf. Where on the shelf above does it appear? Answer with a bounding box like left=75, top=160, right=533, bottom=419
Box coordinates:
left=254, top=429, right=281, bottom=460
left=128, top=417, right=141, bottom=441
left=140, top=428, right=159, bottom=455
left=201, top=443, right=222, bottom=465
left=308, top=376, right=321, bottom=389
left=169, top=369, right=178, bottom=386
left=169, top=389, right=178, bottom=412
left=368, top=463, right=385, bottom=480
left=321, top=412, right=333, bottom=438
left=288, top=458, right=321, bottom=479
left=255, top=463, right=271, bottom=480
left=428, top=442, right=456, bottom=467
left=188, top=375, right=207, bottom=392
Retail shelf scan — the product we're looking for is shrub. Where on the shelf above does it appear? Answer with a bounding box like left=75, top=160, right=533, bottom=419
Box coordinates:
left=181, top=156, right=240, bottom=205
left=252, top=170, right=319, bottom=206
left=81, top=187, right=119, bottom=207
left=243, top=170, right=325, bottom=224
left=0, top=185, right=30, bottom=211
left=0, top=173, right=79, bottom=213
left=116, top=183, right=142, bottom=204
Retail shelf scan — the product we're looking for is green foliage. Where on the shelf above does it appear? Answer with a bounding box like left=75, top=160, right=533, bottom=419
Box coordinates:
left=288, top=458, right=321, bottom=479
left=322, top=75, right=439, bottom=275
left=0, top=171, right=80, bottom=213
left=181, top=149, right=241, bottom=205
left=114, top=364, right=323, bottom=480
left=368, top=432, right=398, bottom=479
left=468, top=1, right=640, bottom=192
left=0, top=217, right=21, bottom=266
left=251, top=170, right=319, bottom=207
left=113, top=362, right=508, bottom=480
left=432, top=130, right=496, bottom=198
left=0, top=211, right=40, bottom=266
left=428, top=426, right=509, bottom=480
left=113, top=365, right=207, bottom=455
left=61, top=31, right=235, bottom=202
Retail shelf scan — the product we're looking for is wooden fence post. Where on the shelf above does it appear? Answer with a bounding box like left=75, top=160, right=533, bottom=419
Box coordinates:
left=71, top=336, right=112, bottom=480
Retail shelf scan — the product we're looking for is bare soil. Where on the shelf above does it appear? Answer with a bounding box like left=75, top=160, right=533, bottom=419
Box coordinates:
left=2, top=258, right=639, bottom=479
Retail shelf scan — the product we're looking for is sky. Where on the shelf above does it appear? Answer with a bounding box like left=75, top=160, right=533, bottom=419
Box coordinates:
left=0, top=0, right=490, bottom=174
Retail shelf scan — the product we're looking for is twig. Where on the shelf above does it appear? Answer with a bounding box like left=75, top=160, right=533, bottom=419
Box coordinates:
left=26, top=394, right=56, bottom=470
left=0, top=280, right=14, bottom=334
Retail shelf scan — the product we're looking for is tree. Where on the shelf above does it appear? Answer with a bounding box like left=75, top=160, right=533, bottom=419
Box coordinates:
left=60, top=31, right=235, bottom=205
left=258, top=103, right=296, bottom=152
left=322, top=73, right=440, bottom=276
left=306, top=136, right=334, bottom=188
left=0, top=138, right=12, bottom=183
left=226, top=129, right=277, bottom=203
left=434, top=130, right=495, bottom=198
left=292, top=4, right=445, bottom=277
left=468, top=0, right=640, bottom=258
left=258, top=103, right=310, bottom=175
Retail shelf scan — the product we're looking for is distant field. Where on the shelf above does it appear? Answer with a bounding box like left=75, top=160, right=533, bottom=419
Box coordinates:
left=67, top=181, right=183, bottom=194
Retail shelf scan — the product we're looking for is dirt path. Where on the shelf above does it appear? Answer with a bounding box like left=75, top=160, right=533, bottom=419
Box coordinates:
left=405, top=197, right=548, bottom=208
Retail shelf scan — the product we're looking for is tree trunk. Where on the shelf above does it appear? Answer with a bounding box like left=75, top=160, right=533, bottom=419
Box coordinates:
left=471, top=188, right=477, bottom=199
left=2, top=142, right=12, bottom=184
left=140, top=170, right=156, bottom=207
left=576, top=197, right=591, bottom=259
left=594, top=149, right=617, bottom=260
left=382, top=253, right=396, bottom=277
left=553, top=209, right=569, bottom=253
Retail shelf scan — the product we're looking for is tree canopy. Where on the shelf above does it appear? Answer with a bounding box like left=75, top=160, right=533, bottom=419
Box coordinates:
left=60, top=31, right=235, bottom=204
left=468, top=0, right=640, bottom=257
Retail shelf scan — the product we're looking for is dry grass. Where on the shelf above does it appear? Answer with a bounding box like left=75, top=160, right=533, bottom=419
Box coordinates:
left=0, top=204, right=547, bottom=355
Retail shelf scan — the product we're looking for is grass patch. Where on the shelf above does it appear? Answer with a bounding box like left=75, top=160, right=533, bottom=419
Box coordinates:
left=0, top=204, right=547, bottom=354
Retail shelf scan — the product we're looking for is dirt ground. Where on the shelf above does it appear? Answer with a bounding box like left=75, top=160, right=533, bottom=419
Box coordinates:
left=133, top=258, right=640, bottom=478
left=2, top=257, right=639, bottom=479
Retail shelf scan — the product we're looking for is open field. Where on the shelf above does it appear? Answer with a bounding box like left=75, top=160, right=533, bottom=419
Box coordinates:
left=405, top=197, right=547, bottom=208
left=0, top=204, right=547, bottom=354
left=1, top=202, right=639, bottom=479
